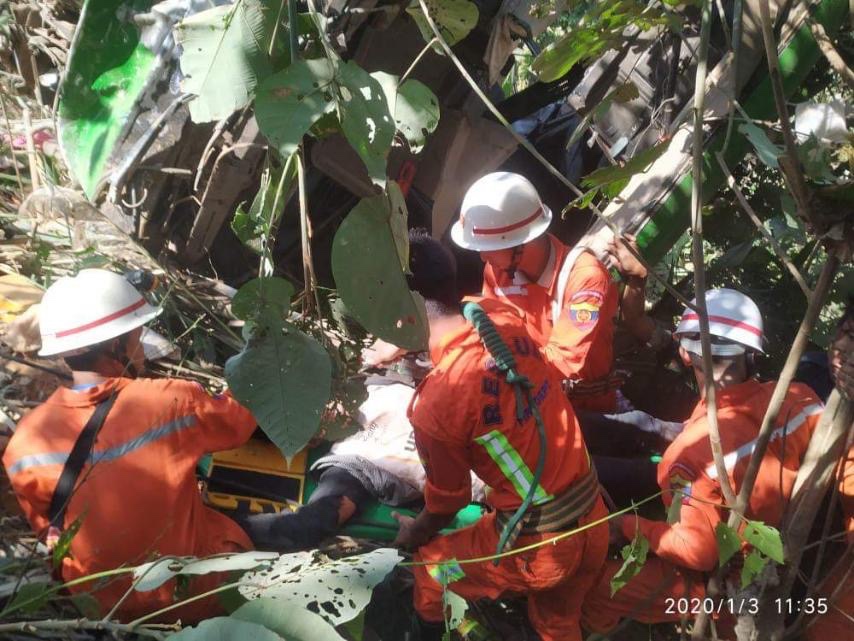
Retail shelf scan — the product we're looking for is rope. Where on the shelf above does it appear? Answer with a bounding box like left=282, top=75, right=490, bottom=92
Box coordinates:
left=461, top=302, right=548, bottom=561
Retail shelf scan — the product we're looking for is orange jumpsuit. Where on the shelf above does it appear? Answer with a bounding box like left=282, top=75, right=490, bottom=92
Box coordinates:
left=582, top=379, right=824, bottom=632
left=409, top=297, right=608, bottom=641
left=3, top=377, right=257, bottom=622
left=482, top=234, right=619, bottom=412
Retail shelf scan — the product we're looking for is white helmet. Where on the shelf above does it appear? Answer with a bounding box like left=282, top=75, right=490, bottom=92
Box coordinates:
left=675, top=288, right=764, bottom=356
left=39, top=269, right=162, bottom=357
left=451, top=172, right=552, bottom=251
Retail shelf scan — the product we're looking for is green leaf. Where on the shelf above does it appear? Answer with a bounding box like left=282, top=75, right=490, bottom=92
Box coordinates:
left=175, top=1, right=276, bottom=123
left=6, top=582, right=53, bottom=614
left=740, top=549, right=768, bottom=589
left=234, top=598, right=346, bottom=641
left=231, top=277, right=295, bottom=323
left=256, top=58, right=337, bottom=158
left=739, top=123, right=783, bottom=169
left=332, top=193, right=428, bottom=351
left=232, top=154, right=297, bottom=252
left=387, top=182, right=410, bottom=270
left=336, top=61, right=396, bottom=187
left=715, top=522, right=742, bottom=567
left=666, top=489, right=684, bottom=525
left=238, top=548, right=402, bottom=627
left=407, top=0, right=478, bottom=50
left=610, top=530, right=649, bottom=596
left=532, top=28, right=608, bottom=82
left=797, top=136, right=837, bottom=184
left=581, top=141, right=669, bottom=189
left=743, top=521, right=784, bottom=564
left=58, top=1, right=159, bottom=198
left=226, top=324, right=332, bottom=458
left=166, top=616, right=284, bottom=641
left=444, top=589, right=468, bottom=629
left=71, top=592, right=102, bottom=618
left=372, top=73, right=440, bottom=154
left=52, top=513, right=84, bottom=569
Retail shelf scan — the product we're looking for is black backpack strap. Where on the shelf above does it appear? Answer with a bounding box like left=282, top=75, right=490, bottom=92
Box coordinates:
left=47, top=392, right=119, bottom=534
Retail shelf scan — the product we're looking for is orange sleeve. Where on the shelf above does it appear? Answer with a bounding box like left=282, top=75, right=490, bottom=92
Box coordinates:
left=840, top=444, right=854, bottom=542
left=624, top=473, right=721, bottom=572
left=543, top=261, right=612, bottom=379
left=413, top=429, right=472, bottom=515
left=185, top=383, right=257, bottom=453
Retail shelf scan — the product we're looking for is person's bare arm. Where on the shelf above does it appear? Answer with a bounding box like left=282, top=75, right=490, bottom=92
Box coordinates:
left=606, top=235, right=657, bottom=344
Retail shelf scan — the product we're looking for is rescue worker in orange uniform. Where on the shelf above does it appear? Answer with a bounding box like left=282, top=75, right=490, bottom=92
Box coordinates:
left=2, top=269, right=258, bottom=622
left=451, top=172, right=632, bottom=411
left=805, top=300, right=854, bottom=639
left=391, top=231, right=609, bottom=641
left=581, top=288, right=825, bottom=633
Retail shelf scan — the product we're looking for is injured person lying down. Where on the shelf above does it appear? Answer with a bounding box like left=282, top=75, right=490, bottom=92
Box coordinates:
left=237, top=355, right=486, bottom=550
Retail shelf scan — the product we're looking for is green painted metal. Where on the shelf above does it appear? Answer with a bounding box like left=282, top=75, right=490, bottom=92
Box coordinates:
left=58, top=0, right=157, bottom=199
left=635, top=0, right=848, bottom=264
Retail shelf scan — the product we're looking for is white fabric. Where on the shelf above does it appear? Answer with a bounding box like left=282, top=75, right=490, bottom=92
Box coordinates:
left=551, top=245, right=586, bottom=326
left=331, top=381, right=486, bottom=501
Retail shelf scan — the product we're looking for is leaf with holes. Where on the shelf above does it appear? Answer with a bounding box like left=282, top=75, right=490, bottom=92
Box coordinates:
left=231, top=277, right=294, bottom=324
left=739, top=123, right=783, bottom=169
left=743, top=521, right=784, bottom=564
left=715, top=522, right=742, bottom=567
left=132, top=553, right=279, bottom=594
left=740, top=549, right=768, bottom=589
left=166, top=616, right=284, bottom=641
left=226, top=324, right=332, bottom=459
left=234, top=598, right=346, bottom=641
left=336, top=61, right=396, bottom=187
left=256, top=58, right=337, bottom=158
left=406, top=0, right=478, bottom=50
left=332, top=194, right=428, bottom=351
left=373, top=72, right=441, bottom=154
left=610, top=530, right=649, bottom=596
left=176, top=1, right=277, bottom=123
left=238, top=548, right=402, bottom=627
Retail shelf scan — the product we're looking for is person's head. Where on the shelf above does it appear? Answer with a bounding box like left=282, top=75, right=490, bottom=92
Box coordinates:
left=407, top=229, right=462, bottom=346
left=39, top=269, right=161, bottom=377
left=673, top=288, right=764, bottom=394
left=450, top=172, right=552, bottom=278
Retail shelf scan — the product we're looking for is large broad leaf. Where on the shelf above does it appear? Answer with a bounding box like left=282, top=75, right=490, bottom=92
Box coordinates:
left=332, top=193, right=428, bottom=351
left=742, top=521, right=784, bottom=564
left=234, top=598, right=346, bottom=641
left=532, top=28, right=608, bottom=83
left=715, top=522, right=742, bottom=567
left=133, top=552, right=279, bottom=593
left=239, top=549, right=402, bottom=627
left=231, top=277, right=294, bottom=323
left=372, top=73, right=440, bottom=154
left=58, top=0, right=158, bottom=198
left=175, top=1, right=276, bottom=123
left=336, top=61, right=396, bottom=187
left=166, top=617, right=284, bottom=641
left=255, top=58, right=337, bottom=157
left=740, top=550, right=768, bottom=589
left=406, top=0, right=478, bottom=49
left=225, top=324, right=332, bottom=459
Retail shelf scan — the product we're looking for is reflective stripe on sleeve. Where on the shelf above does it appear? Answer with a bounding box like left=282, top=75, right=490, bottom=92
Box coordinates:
left=475, top=430, right=553, bottom=505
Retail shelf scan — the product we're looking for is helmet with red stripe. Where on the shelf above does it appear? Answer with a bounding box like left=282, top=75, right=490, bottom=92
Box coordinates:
left=39, top=269, right=162, bottom=357
left=675, top=288, right=764, bottom=355
left=451, top=172, right=552, bottom=251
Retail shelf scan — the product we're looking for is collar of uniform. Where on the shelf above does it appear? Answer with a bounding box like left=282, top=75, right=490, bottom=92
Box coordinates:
left=509, top=233, right=559, bottom=288
left=50, top=377, right=131, bottom=408
left=690, top=378, right=763, bottom=419
left=430, top=297, right=526, bottom=364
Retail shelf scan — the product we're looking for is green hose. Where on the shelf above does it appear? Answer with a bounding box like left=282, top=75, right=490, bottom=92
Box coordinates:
left=462, top=302, right=548, bottom=561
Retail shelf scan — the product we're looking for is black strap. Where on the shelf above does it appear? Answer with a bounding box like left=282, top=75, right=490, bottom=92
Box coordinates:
left=48, top=392, right=119, bottom=531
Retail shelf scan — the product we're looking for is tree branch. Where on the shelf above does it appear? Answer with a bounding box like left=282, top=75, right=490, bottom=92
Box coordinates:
left=808, top=19, right=854, bottom=92
left=757, top=0, right=818, bottom=231
left=715, top=152, right=812, bottom=298
left=0, top=619, right=174, bottom=639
